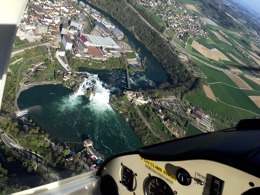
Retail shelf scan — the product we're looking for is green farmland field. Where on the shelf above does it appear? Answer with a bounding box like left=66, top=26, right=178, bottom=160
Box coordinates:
left=177, top=0, right=202, bottom=6
left=210, top=84, right=260, bottom=114
left=240, top=76, right=260, bottom=91
left=186, top=123, right=203, bottom=136
left=186, top=28, right=254, bottom=77
left=196, top=61, right=237, bottom=86
left=225, top=32, right=251, bottom=50
left=186, top=93, right=258, bottom=122
left=243, top=90, right=260, bottom=96
left=186, top=37, right=244, bottom=70
left=185, top=20, right=260, bottom=126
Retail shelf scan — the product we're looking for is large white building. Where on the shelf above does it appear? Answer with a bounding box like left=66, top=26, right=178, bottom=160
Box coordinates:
left=37, top=25, right=48, bottom=34
left=81, top=34, right=120, bottom=49
left=70, top=21, right=83, bottom=31
left=62, top=35, right=73, bottom=50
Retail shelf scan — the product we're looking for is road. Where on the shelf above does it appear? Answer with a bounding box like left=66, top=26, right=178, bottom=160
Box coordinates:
left=0, top=129, right=60, bottom=181
left=11, top=42, right=50, bottom=57
left=134, top=105, right=165, bottom=142
left=38, top=163, right=60, bottom=181
left=0, top=132, right=22, bottom=149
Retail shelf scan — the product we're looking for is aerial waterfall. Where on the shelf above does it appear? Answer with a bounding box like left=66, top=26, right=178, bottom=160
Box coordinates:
left=56, top=73, right=111, bottom=113
left=76, top=73, right=112, bottom=112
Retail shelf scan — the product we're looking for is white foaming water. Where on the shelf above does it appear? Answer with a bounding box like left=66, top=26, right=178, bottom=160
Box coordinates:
left=57, top=93, right=82, bottom=112
left=131, top=74, right=155, bottom=87
left=129, top=78, right=137, bottom=85
left=56, top=73, right=111, bottom=113
left=77, top=73, right=112, bottom=112
left=75, top=80, right=87, bottom=96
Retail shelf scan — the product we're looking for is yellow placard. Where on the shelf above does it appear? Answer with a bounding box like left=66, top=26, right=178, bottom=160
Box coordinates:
left=141, top=158, right=176, bottom=181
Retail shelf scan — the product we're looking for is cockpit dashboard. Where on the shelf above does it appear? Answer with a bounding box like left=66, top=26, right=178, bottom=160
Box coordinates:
left=14, top=119, right=260, bottom=195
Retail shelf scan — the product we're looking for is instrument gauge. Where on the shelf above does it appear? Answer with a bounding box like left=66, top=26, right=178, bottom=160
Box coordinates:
left=176, top=168, right=192, bottom=186
left=144, top=176, right=174, bottom=195
left=121, top=165, right=136, bottom=191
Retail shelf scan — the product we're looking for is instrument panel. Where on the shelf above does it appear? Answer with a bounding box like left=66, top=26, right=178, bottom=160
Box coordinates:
left=98, top=154, right=260, bottom=195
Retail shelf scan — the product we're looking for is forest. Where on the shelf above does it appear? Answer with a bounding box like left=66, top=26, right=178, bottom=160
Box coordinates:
left=111, top=93, right=162, bottom=145
left=0, top=114, right=86, bottom=193
left=132, top=3, right=166, bottom=33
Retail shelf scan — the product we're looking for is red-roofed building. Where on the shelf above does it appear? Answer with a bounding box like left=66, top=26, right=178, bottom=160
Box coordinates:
left=195, top=110, right=204, bottom=118
left=191, top=109, right=205, bottom=120
left=87, top=47, right=104, bottom=59
left=80, top=35, right=88, bottom=44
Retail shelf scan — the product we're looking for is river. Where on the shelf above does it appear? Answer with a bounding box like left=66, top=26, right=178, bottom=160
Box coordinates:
left=18, top=2, right=170, bottom=158
left=79, top=0, right=168, bottom=89
left=18, top=79, right=142, bottom=158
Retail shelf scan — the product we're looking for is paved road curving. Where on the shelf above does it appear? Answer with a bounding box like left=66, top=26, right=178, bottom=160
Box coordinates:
left=0, top=130, right=60, bottom=181
left=134, top=105, right=165, bottom=141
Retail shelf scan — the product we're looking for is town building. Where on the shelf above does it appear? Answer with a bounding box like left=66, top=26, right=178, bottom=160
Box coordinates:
left=56, top=50, right=71, bottom=73
left=78, top=40, right=88, bottom=54
left=87, top=47, right=104, bottom=59
left=16, top=28, right=26, bottom=40
left=80, top=35, right=88, bottom=45
left=82, top=34, right=120, bottom=49
left=110, top=28, right=124, bottom=40
left=190, top=108, right=214, bottom=131
left=61, top=23, right=69, bottom=35
left=101, top=18, right=115, bottom=29
left=37, top=25, right=48, bottom=34
left=70, top=21, right=83, bottom=31
left=30, top=4, right=45, bottom=15
left=27, top=62, right=46, bottom=77
left=62, top=34, right=73, bottom=50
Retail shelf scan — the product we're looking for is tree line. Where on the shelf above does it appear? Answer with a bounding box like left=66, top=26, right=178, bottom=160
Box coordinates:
left=132, top=3, right=166, bottom=33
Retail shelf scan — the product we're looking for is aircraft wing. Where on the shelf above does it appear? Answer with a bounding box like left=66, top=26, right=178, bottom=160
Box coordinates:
left=0, top=0, right=28, bottom=109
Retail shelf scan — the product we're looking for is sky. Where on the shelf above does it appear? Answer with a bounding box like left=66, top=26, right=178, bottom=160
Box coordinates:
left=234, top=0, right=260, bottom=15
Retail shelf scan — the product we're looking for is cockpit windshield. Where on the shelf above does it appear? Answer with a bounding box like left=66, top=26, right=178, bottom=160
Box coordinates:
left=0, top=0, right=260, bottom=194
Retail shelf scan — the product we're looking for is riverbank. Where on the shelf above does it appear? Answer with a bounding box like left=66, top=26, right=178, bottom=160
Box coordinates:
left=110, top=94, right=161, bottom=146
left=17, top=82, right=142, bottom=157
left=15, top=81, right=62, bottom=111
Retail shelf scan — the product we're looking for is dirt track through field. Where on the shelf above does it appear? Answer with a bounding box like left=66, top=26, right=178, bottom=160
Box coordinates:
left=212, top=31, right=231, bottom=45
left=251, top=43, right=260, bottom=53
left=248, top=50, right=260, bottom=65
left=245, top=75, right=260, bottom=85
left=227, top=65, right=242, bottom=74
left=227, top=53, right=247, bottom=66
left=249, top=96, right=260, bottom=108
left=225, top=72, right=252, bottom=90
left=219, top=31, right=231, bottom=39
left=203, top=85, right=216, bottom=102
left=191, top=40, right=230, bottom=61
